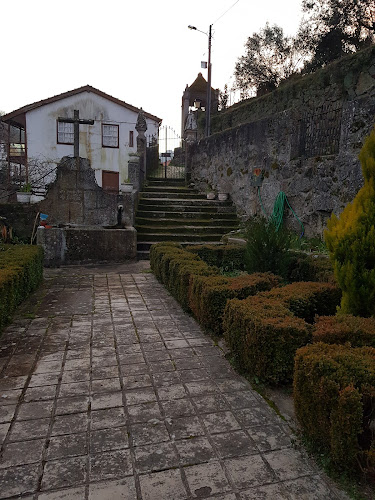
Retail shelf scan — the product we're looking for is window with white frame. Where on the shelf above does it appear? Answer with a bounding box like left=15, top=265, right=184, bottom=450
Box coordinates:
left=102, top=124, right=119, bottom=148
left=57, top=122, right=74, bottom=144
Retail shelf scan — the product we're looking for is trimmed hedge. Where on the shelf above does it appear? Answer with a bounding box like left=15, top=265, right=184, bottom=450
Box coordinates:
left=149, top=242, right=184, bottom=281
left=313, top=315, right=375, bottom=347
left=185, top=244, right=245, bottom=271
left=185, top=245, right=334, bottom=283
left=150, top=243, right=280, bottom=321
left=0, top=245, right=44, bottom=333
left=264, top=282, right=341, bottom=323
left=150, top=243, right=216, bottom=312
left=223, top=282, right=342, bottom=384
left=294, top=343, right=375, bottom=473
left=189, top=272, right=280, bottom=335
left=172, top=259, right=217, bottom=311
left=286, top=252, right=335, bottom=283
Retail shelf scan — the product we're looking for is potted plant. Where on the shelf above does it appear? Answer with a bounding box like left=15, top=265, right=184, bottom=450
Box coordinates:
left=205, top=184, right=216, bottom=200
left=16, top=183, right=32, bottom=203
left=120, top=178, right=133, bottom=193
left=218, top=180, right=230, bottom=201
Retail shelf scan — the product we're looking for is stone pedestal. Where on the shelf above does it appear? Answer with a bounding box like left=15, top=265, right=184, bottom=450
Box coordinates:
left=136, top=109, right=147, bottom=189
left=128, top=155, right=141, bottom=194
left=37, top=226, right=137, bottom=267
left=39, top=156, right=130, bottom=227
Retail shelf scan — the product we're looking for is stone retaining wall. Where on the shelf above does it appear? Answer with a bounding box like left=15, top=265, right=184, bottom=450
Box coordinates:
left=188, top=47, right=375, bottom=236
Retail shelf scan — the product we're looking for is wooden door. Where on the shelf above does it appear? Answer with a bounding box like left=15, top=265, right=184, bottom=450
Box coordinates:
left=102, top=171, right=119, bottom=193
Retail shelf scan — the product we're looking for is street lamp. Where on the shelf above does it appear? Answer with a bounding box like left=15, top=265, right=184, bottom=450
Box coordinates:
left=188, top=24, right=212, bottom=137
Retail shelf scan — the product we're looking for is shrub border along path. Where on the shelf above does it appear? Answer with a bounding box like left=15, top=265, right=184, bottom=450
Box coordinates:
left=150, top=243, right=341, bottom=384
left=151, top=242, right=375, bottom=483
left=0, top=245, right=44, bottom=334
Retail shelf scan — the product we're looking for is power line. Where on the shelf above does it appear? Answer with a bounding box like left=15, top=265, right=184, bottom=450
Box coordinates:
left=213, top=0, right=241, bottom=25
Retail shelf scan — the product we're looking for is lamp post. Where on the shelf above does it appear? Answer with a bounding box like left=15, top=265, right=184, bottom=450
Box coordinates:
left=188, top=24, right=212, bottom=138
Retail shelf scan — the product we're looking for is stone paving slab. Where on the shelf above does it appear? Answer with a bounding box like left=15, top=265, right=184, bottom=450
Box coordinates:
left=0, top=263, right=349, bottom=499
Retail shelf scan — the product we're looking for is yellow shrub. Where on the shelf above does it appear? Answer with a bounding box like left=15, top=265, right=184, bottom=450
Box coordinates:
left=325, top=125, right=375, bottom=316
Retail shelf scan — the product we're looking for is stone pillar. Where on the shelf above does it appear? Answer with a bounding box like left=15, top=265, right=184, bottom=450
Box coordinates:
left=181, top=85, right=190, bottom=141
left=127, top=154, right=140, bottom=193
left=184, top=110, right=198, bottom=182
left=135, top=109, right=147, bottom=189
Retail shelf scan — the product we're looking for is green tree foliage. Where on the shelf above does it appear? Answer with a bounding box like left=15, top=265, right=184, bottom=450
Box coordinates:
left=299, top=0, right=375, bottom=71
left=325, top=125, right=375, bottom=317
left=234, top=23, right=307, bottom=97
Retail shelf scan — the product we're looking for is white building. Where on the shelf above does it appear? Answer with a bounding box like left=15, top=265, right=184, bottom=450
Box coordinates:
left=1, top=85, right=162, bottom=196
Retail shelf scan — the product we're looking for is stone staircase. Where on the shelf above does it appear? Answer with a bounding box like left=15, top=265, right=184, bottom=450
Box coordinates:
left=135, top=179, right=239, bottom=260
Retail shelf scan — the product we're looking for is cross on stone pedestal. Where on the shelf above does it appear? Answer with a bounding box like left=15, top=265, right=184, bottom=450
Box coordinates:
left=58, top=109, right=94, bottom=158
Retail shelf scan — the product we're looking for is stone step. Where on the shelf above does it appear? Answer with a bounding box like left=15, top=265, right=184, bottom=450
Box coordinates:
left=142, top=186, right=196, bottom=194
left=135, top=217, right=238, bottom=227
left=137, top=250, right=152, bottom=260
left=136, top=205, right=236, bottom=214
left=137, top=233, right=225, bottom=243
left=146, top=178, right=185, bottom=186
left=136, top=210, right=238, bottom=219
left=140, top=192, right=206, bottom=200
left=136, top=180, right=238, bottom=260
left=138, top=198, right=234, bottom=207
left=136, top=224, right=237, bottom=234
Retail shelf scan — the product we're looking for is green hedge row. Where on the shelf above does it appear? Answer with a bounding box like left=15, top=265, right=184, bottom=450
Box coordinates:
left=294, top=314, right=375, bottom=474
left=149, top=243, right=217, bottom=311
left=294, top=343, right=375, bottom=473
left=313, top=314, right=375, bottom=347
left=150, top=242, right=374, bottom=476
left=189, top=272, right=280, bottom=335
left=185, top=244, right=246, bottom=271
left=0, top=245, right=44, bottom=333
left=185, top=244, right=334, bottom=283
left=150, top=243, right=279, bottom=332
left=223, top=282, right=341, bottom=384
left=286, top=252, right=335, bottom=283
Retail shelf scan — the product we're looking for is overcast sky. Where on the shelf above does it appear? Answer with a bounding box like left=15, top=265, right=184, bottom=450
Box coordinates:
left=1, top=0, right=303, bottom=147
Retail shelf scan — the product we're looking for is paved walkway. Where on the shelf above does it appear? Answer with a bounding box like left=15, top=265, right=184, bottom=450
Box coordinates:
left=0, top=263, right=348, bottom=499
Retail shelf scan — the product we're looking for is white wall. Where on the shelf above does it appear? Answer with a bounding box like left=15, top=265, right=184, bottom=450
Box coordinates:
left=26, top=91, right=160, bottom=188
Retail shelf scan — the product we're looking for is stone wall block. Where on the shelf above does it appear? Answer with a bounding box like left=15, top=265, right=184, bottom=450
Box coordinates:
left=189, top=49, right=375, bottom=236
left=128, top=156, right=140, bottom=193
left=39, top=156, right=134, bottom=229
left=38, top=227, right=136, bottom=266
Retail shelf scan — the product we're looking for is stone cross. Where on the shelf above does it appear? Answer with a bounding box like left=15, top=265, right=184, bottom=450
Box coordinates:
left=58, top=110, right=94, bottom=158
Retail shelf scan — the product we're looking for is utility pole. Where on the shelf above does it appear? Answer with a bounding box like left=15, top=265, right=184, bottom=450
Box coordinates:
left=164, top=125, right=167, bottom=179
left=206, top=24, right=212, bottom=138
left=188, top=23, right=213, bottom=138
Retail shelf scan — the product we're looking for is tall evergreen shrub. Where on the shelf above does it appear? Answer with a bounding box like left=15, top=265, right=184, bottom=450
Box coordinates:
left=325, top=125, right=375, bottom=316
